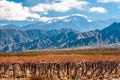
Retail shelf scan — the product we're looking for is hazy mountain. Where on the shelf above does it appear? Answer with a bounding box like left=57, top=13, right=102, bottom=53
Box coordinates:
left=0, top=15, right=120, bottom=32
left=15, top=17, right=120, bottom=32
left=0, top=24, right=20, bottom=29
left=0, top=22, right=120, bottom=52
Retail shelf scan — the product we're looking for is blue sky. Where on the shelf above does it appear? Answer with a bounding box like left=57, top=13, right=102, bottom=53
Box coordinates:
left=0, top=0, right=120, bottom=22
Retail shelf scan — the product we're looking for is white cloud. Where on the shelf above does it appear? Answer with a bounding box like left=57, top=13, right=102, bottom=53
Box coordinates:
left=89, top=7, right=107, bottom=13
left=97, top=0, right=120, bottom=3
left=0, top=0, right=40, bottom=21
left=31, top=0, right=89, bottom=13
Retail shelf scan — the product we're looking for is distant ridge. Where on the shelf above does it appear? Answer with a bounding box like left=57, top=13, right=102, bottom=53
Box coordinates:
left=102, top=22, right=120, bottom=32
left=0, top=15, right=120, bottom=32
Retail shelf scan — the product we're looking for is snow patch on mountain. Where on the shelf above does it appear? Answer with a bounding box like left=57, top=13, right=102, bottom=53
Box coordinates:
left=39, top=14, right=92, bottom=24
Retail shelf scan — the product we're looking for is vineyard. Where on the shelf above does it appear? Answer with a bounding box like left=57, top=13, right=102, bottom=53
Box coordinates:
left=0, top=49, right=120, bottom=80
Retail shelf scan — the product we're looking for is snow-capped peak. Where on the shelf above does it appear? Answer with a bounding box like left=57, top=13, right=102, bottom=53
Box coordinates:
left=0, top=23, right=8, bottom=26
left=39, top=14, right=92, bottom=24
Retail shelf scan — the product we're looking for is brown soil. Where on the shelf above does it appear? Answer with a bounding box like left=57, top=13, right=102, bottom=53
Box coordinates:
left=0, top=55, right=120, bottom=63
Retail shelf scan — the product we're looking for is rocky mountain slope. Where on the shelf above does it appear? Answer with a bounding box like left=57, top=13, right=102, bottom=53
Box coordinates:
left=0, top=22, right=120, bottom=52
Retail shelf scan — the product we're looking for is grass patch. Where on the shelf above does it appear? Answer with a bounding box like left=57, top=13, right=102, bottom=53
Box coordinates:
left=0, top=48, right=120, bottom=56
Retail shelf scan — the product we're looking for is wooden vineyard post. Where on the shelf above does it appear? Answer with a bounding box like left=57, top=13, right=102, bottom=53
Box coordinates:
left=20, top=64, right=26, bottom=78
left=114, top=61, right=119, bottom=74
left=49, top=63, right=53, bottom=79
left=72, top=63, right=81, bottom=80
left=30, top=63, right=37, bottom=76
left=0, top=64, right=1, bottom=78
left=38, top=63, right=41, bottom=77
left=4, top=64, right=9, bottom=78
left=91, top=62, right=97, bottom=77
left=41, top=63, right=46, bottom=76
left=12, top=63, right=16, bottom=78
left=56, top=64, right=60, bottom=78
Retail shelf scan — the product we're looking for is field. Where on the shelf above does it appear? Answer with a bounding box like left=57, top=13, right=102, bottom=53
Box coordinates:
left=0, top=49, right=120, bottom=80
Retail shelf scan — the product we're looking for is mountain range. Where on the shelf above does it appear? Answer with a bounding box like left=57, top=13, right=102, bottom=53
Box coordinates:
left=0, top=15, right=120, bottom=32
left=0, top=22, right=120, bottom=52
